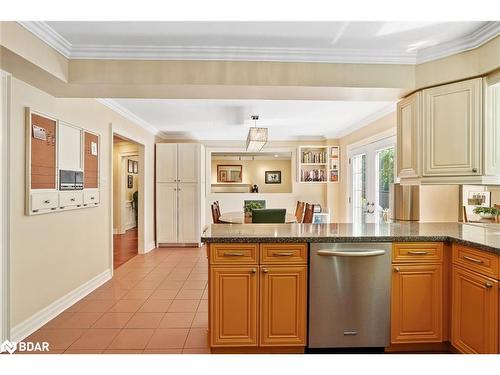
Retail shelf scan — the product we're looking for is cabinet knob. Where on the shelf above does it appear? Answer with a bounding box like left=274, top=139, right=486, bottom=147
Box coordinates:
left=485, top=282, right=493, bottom=289
left=250, top=268, right=256, bottom=274
left=262, top=268, right=268, bottom=273
left=472, top=168, right=478, bottom=173
left=394, top=267, right=400, bottom=273
left=44, top=200, right=50, bottom=204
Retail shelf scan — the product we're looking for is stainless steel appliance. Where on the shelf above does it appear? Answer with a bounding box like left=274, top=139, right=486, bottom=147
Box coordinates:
left=309, top=243, right=392, bottom=348
left=59, top=170, right=84, bottom=190
left=390, top=183, right=419, bottom=221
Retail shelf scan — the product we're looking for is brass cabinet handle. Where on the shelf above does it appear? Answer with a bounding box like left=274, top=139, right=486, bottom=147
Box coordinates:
left=272, top=252, right=294, bottom=256
left=250, top=268, right=256, bottom=274
left=70, top=198, right=76, bottom=202
left=472, top=168, right=478, bottom=173
left=394, top=267, right=400, bottom=273
left=90, top=196, right=95, bottom=200
left=44, top=200, right=50, bottom=204
left=485, top=282, right=493, bottom=289
left=262, top=268, right=269, bottom=273
left=223, top=252, right=244, bottom=257
left=408, top=251, right=428, bottom=255
left=463, top=255, right=483, bottom=264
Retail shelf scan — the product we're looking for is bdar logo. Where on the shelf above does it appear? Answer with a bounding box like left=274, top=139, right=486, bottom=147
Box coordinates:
left=0, top=340, right=18, bottom=354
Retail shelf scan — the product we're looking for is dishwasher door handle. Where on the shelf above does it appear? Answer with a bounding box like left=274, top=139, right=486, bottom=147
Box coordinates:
left=317, top=249, right=386, bottom=257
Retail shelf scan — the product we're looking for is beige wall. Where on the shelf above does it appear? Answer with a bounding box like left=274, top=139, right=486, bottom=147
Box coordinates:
left=211, top=158, right=292, bottom=193
left=419, top=185, right=460, bottom=222
left=9, top=77, right=155, bottom=330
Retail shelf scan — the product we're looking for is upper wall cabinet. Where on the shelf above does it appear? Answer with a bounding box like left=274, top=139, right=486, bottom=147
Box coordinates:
left=156, top=143, right=203, bottom=183
left=398, top=77, right=500, bottom=185
left=422, top=78, right=482, bottom=177
left=397, top=92, right=421, bottom=179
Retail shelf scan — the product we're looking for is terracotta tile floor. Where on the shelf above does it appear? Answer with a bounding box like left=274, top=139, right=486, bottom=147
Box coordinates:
left=23, top=246, right=209, bottom=354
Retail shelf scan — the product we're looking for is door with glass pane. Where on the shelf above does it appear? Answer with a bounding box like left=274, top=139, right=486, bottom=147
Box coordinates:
left=350, top=137, right=395, bottom=223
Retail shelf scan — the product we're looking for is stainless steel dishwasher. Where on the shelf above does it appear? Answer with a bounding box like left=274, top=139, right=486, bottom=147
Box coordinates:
left=309, top=242, right=392, bottom=349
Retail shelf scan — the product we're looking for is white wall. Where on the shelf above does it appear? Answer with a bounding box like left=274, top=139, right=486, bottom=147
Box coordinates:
left=9, top=77, right=156, bottom=336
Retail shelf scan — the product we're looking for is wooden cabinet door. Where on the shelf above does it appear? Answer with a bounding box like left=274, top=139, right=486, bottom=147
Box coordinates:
left=156, top=144, right=177, bottom=183
left=155, top=183, right=177, bottom=243
left=422, top=78, right=482, bottom=177
left=397, top=92, right=421, bottom=179
left=391, top=264, right=443, bottom=343
left=177, top=183, right=199, bottom=243
left=452, top=265, right=498, bottom=353
left=177, top=143, right=200, bottom=183
left=210, top=266, right=258, bottom=347
left=260, top=265, right=307, bottom=346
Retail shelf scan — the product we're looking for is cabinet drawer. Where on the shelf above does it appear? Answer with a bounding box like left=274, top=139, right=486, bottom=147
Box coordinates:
left=452, top=244, right=499, bottom=279
left=83, top=189, right=100, bottom=205
left=260, top=243, right=307, bottom=264
left=210, top=243, right=258, bottom=264
left=59, top=191, right=83, bottom=208
left=393, top=243, right=443, bottom=263
left=31, top=191, right=59, bottom=211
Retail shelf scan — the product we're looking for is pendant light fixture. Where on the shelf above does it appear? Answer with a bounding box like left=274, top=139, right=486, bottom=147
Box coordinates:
left=246, top=115, right=268, bottom=152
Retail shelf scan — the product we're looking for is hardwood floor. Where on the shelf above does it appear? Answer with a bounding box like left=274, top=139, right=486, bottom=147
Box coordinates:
left=22, top=246, right=209, bottom=354
left=113, top=228, right=138, bottom=269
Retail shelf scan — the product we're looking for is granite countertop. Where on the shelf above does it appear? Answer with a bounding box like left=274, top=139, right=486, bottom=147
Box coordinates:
left=201, top=222, right=500, bottom=255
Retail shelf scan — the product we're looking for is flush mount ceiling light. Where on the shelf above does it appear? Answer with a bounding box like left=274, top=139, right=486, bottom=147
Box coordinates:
left=246, top=115, right=268, bottom=152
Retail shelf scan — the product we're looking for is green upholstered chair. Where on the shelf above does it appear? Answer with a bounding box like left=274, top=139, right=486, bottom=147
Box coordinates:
left=251, top=209, right=286, bottom=223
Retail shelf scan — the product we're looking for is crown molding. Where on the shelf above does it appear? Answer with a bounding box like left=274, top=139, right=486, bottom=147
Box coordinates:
left=18, top=21, right=72, bottom=58
left=68, top=45, right=418, bottom=64
left=333, top=103, right=396, bottom=139
left=96, top=99, right=164, bottom=137
left=17, top=21, right=500, bottom=65
left=416, top=21, right=500, bottom=64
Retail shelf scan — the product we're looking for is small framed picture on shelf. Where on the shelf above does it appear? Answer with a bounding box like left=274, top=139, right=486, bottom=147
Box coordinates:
left=330, top=170, right=339, bottom=182
left=127, top=175, right=133, bottom=189
left=128, top=159, right=134, bottom=173
left=265, top=170, right=281, bottom=184
left=133, top=161, right=138, bottom=174
left=312, top=212, right=329, bottom=224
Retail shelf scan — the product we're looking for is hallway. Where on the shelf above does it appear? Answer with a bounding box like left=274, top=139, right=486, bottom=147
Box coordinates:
left=24, top=247, right=209, bottom=353
left=113, top=228, right=139, bottom=269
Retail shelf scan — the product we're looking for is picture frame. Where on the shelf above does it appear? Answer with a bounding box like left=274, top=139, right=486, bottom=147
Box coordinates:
left=128, top=159, right=134, bottom=173
left=127, top=175, right=133, bottom=189
left=217, top=164, right=242, bottom=183
left=265, top=170, right=281, bottom=184
left=312, top=212, right=329, bottom=224
left=133, top=160, right=138, bottom=174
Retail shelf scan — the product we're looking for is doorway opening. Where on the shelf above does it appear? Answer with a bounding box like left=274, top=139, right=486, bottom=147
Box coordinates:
left=349, top=136, right=396, bottom=223
left=112, top=135, right=141, bottom=268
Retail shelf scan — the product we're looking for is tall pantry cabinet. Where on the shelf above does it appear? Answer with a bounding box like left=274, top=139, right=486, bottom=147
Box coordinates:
left=156, top=143, right=205, bottom=246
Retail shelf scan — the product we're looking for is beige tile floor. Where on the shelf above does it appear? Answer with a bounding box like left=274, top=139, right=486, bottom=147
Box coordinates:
left=22, top=247, right=209, bottom=354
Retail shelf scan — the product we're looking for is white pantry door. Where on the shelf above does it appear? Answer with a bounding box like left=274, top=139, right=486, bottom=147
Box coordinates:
left=349, top=137, right=396, bottom=223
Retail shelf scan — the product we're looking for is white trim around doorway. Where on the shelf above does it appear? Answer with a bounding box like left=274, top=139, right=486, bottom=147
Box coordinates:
left=1, top=70, right=11, bottom=341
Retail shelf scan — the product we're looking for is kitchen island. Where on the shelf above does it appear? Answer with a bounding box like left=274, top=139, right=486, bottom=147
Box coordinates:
left=201, top=222, right=500, bottom=354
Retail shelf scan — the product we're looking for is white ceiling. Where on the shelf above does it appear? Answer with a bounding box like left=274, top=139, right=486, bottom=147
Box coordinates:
left=20, top=21, right=500, bottom=64
left=105, top=99, right=395, bottom=140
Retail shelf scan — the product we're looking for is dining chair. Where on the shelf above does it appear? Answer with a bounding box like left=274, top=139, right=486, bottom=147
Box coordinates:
left=302, top=203, right=315, bottom=224
left=295, top=201, right=305, bottom=223
left=211, top=203, right=221, bottom=224
left=251, top=209, right=286, bottom=223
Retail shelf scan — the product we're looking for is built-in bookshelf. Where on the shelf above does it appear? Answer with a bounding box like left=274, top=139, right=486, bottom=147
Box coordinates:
left=298, top=145, right=340, bottom=183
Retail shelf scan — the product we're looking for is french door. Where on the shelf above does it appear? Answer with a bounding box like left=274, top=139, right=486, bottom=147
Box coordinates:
left=350, top=137, right=396, bottom=223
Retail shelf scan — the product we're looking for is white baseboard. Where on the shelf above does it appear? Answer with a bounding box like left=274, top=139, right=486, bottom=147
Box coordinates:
left=10, top=269, right=112, bottom=342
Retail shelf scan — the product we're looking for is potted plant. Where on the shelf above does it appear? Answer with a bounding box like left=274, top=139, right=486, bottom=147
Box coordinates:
left=472, top=206, right=500, bottom=220
left=244, top=201, right=264, bottom=218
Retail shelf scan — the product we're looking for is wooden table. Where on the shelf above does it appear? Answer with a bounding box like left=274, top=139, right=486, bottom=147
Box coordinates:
left=219, top=211, right=297, bottom=224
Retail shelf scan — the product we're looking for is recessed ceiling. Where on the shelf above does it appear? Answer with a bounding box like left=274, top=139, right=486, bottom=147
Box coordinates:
left=20, top=21, right=499, bottom=64
left=104, top=99, right=395, bottom=140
